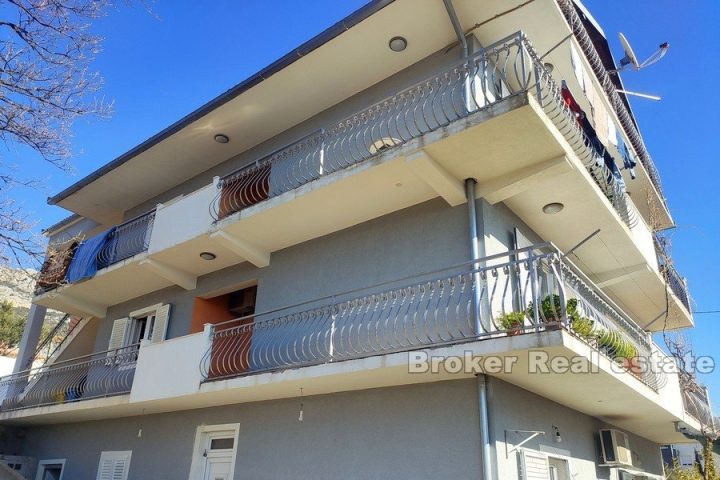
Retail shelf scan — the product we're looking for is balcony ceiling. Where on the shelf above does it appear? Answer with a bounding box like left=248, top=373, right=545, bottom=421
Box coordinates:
left=54, top=0, right=600, bottom=225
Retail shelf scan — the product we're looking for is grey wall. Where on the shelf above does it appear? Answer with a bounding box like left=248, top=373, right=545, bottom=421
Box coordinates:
left=94, top=197, right=472, bottom=352
left=17, top=380, right=483, bottom=480
left=488, top=379, right=664, bottom=479
left=122, top=40, right=472, bottom=222
left=12, top=377, right=664, bottom=480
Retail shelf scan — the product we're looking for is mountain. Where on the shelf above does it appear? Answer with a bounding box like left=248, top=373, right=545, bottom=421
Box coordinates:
left=0, top=267, right=63, bottom=324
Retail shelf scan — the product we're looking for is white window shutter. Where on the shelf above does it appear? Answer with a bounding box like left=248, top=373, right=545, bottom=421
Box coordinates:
left=96, top=451, right=131, bottom=480
left=151, top=304, right=171, bottom=343
left=519, top=449, right=550, bottom=480
left=107, top=318, right=129, bottom=355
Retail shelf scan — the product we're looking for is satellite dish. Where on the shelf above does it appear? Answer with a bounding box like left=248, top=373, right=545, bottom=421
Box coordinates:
left=611, top=32, right=669, bottom=73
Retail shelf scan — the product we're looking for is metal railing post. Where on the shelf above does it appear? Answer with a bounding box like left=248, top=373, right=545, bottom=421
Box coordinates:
left=329, top=296, right=337, bottom=362
left=529, top=251, right=540, bottom=326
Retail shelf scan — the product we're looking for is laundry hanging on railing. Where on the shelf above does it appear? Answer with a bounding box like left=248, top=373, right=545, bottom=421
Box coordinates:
left=65, top=227, right=116, bottom=283
left=561, top=81, right=624, bottom=189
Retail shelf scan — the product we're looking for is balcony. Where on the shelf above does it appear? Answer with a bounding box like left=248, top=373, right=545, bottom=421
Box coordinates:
left=32, top=31, right=688, bottom=331
left=2, top=245, right=702, bottom=443
left=210, top=32, right=632, bottom=228
left=0, top=345, right=139, bottom=413
left=679, top=373, right=716, bottom=433
left=200, top=243, right=657, bottom=388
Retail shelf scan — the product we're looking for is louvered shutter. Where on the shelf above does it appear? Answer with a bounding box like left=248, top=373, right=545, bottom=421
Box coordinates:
left=107, top=318, right=129, bottom=355
left=96, top=451, right=131, bottom=480
left=151, top=304, right=171, bottom=343
left=519, top=449, right=550, bottom=480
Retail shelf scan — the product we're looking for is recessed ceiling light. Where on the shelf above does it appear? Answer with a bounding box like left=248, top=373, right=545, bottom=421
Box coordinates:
left=389, top=36, right=407, bottom=52
left=214, top=134, right=230, bottom=144
left=199, top=252, right=217, bottom=261
left=542, top=202, right=564, bottom=215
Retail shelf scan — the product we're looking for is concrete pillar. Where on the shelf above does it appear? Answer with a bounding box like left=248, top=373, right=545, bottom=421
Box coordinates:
left=12, top=304, right=47, bottom=373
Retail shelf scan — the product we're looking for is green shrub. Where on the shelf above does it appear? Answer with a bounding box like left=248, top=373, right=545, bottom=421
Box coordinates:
left=526, top=295, right=577, bottom=322
left=497, top=311, right=526, bottom=331
left=570, top=316, right=594, bottom=339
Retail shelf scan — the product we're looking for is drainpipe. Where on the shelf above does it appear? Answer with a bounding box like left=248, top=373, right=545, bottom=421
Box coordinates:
left=477, top=374, right=493, bottom=480
left=447, top=3, right=492, bottom=477
left=443, top=0, right=469, bottom=57
left=465, top=178, right=482, bottom=335
left=443, top=0, right=473, bottom=110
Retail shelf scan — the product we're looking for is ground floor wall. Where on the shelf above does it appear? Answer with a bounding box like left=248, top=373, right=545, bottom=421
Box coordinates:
left=5, top=378, right=665, bottom=480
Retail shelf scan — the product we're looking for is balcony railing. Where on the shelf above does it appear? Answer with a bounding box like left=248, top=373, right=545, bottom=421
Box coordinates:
left=36, top=210, right=156, bottom=293
left=211, top=31, right=635, bottom=228
left=556, top=0, right=665, bottom=204
left=97, top=210, right=156, bottom=269
left=680, top=373, right=715, bottom=432
left=0, top=344, right=139, bottom=412
left=201, top=243, right=659, bottom=390
left=653, top=236, right=692, bottom=313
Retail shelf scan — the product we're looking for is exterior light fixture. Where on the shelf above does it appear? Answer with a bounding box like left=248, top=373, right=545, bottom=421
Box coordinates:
left=543, top=62, right=554, bottom=73
left=214, top=134, right=230, bottom=144
left=542, top=202, right=564, bottom=215
left=552, top=425, right=562, bottom=443
left=388, top=36, right=408, bottom=52
left=199, top=252, right=217, bottom=261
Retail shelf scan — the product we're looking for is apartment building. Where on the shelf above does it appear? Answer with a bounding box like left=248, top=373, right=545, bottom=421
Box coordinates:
left=0, top=1, right=713, bottom=479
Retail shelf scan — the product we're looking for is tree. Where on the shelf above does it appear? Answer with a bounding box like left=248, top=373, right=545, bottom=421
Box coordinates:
left=0, top=300, right=24, bottom=354
left=0, top=0, right=140, bottom=268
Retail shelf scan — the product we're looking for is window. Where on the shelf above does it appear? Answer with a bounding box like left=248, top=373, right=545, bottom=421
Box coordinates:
left=96, top=451, right=131, bottom=480
left=36, top=459, right=66, bottom=480
left=107, top=304, right=171, bottom=354
left=188, top=424, right=240, bottom=480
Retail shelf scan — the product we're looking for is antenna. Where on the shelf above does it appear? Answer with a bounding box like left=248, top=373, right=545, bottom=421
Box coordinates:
left=610, top=33, right=669, bottom=74
left=616, top=89, right=661, bottom=101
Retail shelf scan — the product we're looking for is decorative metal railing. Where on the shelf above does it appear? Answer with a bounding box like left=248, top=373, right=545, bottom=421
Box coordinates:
left=653, top=235, right=692, bottom=313
left=201, top=243, right=658, bottom=390
left=97, top=210, right=156, bottom=269
left=680, top=373, right=715, bottom=432
left=211, top=32, right=635, bottom=227
left=0, top=344, right=139, bottom=412
left=556, top=0, right=665, bottom=204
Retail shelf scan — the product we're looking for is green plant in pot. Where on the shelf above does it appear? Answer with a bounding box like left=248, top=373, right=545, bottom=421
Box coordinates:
left=527, top=295, right=577, bottom=323
left=570, top=315, right=595, bottom=340
left=497, top=311, right=526, bottom=336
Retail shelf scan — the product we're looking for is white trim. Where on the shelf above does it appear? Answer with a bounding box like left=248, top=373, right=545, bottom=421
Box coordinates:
left=188, top=423, right=240, bottom=480
left=129, top=303, right=163, bottom=319
left=35, top=459, right=66, bottom=480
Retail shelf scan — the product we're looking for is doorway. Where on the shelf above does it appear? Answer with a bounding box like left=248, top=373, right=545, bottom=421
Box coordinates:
left=189, top=424, right=239, bottom=480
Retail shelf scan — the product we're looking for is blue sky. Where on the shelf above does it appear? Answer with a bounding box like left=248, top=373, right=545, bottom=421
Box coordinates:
left=7, top=2, right=720, bottom=404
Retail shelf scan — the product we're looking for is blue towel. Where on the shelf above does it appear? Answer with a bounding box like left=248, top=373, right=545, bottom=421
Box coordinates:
left=65, top=228, right=116, bottom=283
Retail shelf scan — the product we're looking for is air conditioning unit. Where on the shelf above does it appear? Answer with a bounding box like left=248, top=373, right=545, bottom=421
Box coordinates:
left=599, top=429, right=633, bottom=466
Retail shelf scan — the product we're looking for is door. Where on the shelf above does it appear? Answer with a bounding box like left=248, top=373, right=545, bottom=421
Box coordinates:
left=202, top=433, right=235, bottom=480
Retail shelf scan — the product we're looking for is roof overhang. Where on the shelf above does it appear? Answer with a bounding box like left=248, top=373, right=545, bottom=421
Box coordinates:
left=50, top=0, right=641, bottom=227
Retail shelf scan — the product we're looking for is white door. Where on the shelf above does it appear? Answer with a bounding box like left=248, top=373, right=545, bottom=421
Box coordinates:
left=202, top=433, right=235, bottom=480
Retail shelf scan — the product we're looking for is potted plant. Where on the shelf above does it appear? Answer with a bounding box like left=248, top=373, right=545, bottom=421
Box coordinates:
left=497, top=311, right=526, bottom=336
left=570, top=315, right=595, bottom=341
left=616, top=340, right=642, bottom=376
left=527, top=295, right=578, bottom=324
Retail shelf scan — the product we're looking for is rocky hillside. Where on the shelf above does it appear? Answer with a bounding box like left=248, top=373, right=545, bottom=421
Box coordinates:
left=0, top=267, right=37, bottom=311
left=0, top=267, right=63, bottom=323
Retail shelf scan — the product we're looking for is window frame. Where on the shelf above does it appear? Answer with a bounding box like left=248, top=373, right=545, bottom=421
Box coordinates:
left=128, top=304, right=163, bottom=344
left=35, top=459, right=66, bottom=480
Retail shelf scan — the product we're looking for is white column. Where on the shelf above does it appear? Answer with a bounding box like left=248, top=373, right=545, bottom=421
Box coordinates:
left=13, top=304, right=47, bottom=373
